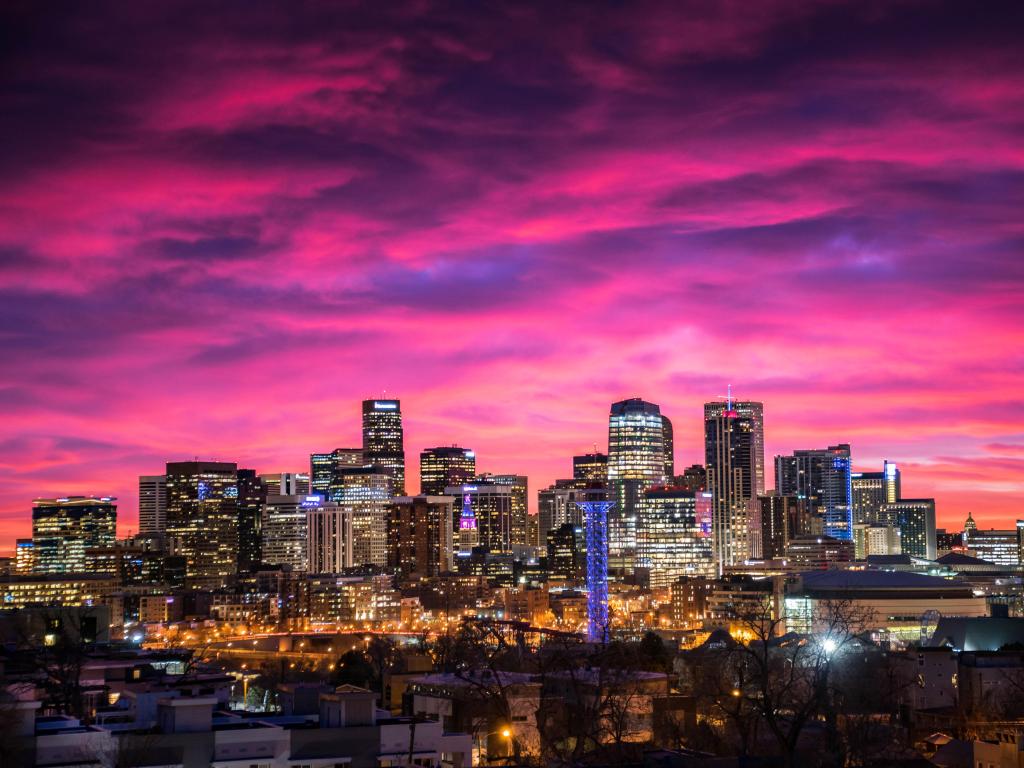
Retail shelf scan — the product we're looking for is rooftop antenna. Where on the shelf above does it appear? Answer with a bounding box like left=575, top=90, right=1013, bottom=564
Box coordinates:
left=717, top=384, right=733, bottom=411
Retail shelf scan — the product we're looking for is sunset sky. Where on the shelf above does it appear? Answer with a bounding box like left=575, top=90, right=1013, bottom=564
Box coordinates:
left=1, top=1, right=1022, bottom=547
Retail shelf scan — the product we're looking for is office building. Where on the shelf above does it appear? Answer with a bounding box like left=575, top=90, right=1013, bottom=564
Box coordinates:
left=757, top=494, right=799, bottom=559
left=784, top=535, right=855, bottom=569
left=882, top=498, right=937, bottom=560
left=31, top=496, right=117, bottom=574
left=547, top=523, right=584, bottom=580
left=775, top=444, right=854, bottom=541
left=853, top=523, right=902, bottom=558
left=964, top=526, right=1020, bottom=567
left=537, top=485, right=586, bottom=542
left=259, top=472, right=311, bottom=496
left=704, top=403, right=757, bottom=569
left=607, top=398, right=669, bottom=573
left=572, top=452, right=608, bottom=484
left=262, top=494, right=311, bottom=571
left=446, top=483, right=514, bottom=553
left=310, top=448, right=363, bottom=495
left=165, top=461, right=238, bottom=587
left=236, top=469, right=267, bottom=573
left=331, top=468, right=392, bottom=567
left=636, top=488, right=715, bottom=588
left=850, top=461, right=901, bottom=524
left=307, top=502, right=354, bottom=574
left=674, top=464, right=707, bottom=492
left=478, top=473, right=529, bottom=545
left=138, top=475, right=167, bottom=534
left=387, top=495, right=454, bottom=578
left=661, top=415, right=674, bottom=479
left=362, top=398, right=405, bottom=495
left=704, top=400, right=765, bottom=495
left=419, top=446, right=476, bottom=496
left=14, top=538, right=35, bottom=574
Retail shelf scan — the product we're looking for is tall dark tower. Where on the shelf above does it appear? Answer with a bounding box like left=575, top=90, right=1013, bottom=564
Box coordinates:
left=704, top=404, right=756, bottom=571
left=661, top=415, right=675, bottom=479
left=420, top=446, right=476, bottom=496
left=164, top=460, right=238, bottom=587
left=236, top=469, right=267, bottom=573
left=362, top=399, right=405, bottom=495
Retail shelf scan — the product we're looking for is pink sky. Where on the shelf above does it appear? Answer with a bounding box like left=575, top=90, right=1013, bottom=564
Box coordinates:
left=1, top=1, right=1023, bottom=548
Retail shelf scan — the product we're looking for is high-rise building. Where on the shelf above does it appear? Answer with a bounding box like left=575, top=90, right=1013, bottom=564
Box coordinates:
left=259, top=472, right=311, bottom=496
left=607, top=398, right=668, bottom=573
left=362, top=399, right=405, bottom=495
left=14, top=539, right=35, bottom=574
left=883, top=499, right=936, bottom=560
left=446, top=483, right=514, bottom=554
left=138, top=475, right=167, bottom=534
left=784, top=535, right=855, bottom=569
left=704, top=404, right=756, bottom=569
left=674, top=464, right=707, bottom=492
left=572, top=453, right=608, bottom=484
left=31, top=496, right=117, bottom=573
left=546, top=523, right=584, bottom=581
left=775, top=445, right=853, bottom=541
left=331, top=468, right=391, bottom=567
left=757, top=494, right=799, bottom=559
left=387, top=495, right=454, bottom=579
left=310, top=448, right=363, bottom=495
left=236, top=469, right=267, bottom=573
left=853, top=524, right=901, bottom=558
left=636, top=488, right=715, bottom=588
left=262, top=494, right=311, bottom=571
left=851, top=461, right=901, bottom=525
left=537, top=485, right=586, bottom=543
left=704, top=400, right=765, bottom=496
left=661, top=415, right=675, bottom=479
left=419, top=446, right=476, bottom=496
left=477, top=474, right=529, bottom=545
left=165, top=461, right=238, bottom=587
left=307, top=502, right=354, bottom=575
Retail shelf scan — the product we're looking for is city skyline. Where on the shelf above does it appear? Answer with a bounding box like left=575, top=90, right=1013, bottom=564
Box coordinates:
left=2, top=2, right=1023, bottom=546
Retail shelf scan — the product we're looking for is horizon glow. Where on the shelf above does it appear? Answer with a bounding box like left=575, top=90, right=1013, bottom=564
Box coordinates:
left=1, top=2, right=1023, bottom=548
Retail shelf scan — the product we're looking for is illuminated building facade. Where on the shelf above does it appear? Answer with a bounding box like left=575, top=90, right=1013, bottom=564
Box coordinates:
left=546, top=523, right=584, bottom=580
left=775, top=444, right=854, bottom=541
left=362, top=399, right=405, bottom=495
left=330, top=469, right=391, bottom=567
left=310, top=448, right=363, bottom=495
left=14, top=539, right=35, bottom=574
left=419, top=446, right=476, bottom=496
left=31, top=496, right=117, bottom=574
left=882, top=498, right=936, bottom=560
left=607, top=398, right=669, bottom=574
left=446, top=483, right=513, bottom=553
left=963, top=525, right=1018, bottom=566
left=477, top=473, right=529, bottom=545
left=757, top=493, right=798, bottom=559
left=537, top=485, right=585, bottom=543
left=637, top=488, right=714, bottom=588
left=165, top=461, right=238, bottom=587
left=138, top=475, right=167, bottom=533
left=261, top=494, right=311, bottom=571
left=704, top=405, right=756, bottom=570
left=704, top=400, right=765, bottom=496
left=307, top=502, right=354, bottom=574
left=573, top=452, right=608, bottom=484
left=236, top=468, right=267, bottom=574
left=851, top=460, right=901, bottom=524
left=387, top=495, right=454, bottom=578
left=259, top=472, right=310, bottom=495
left=853, top=523, right=902, bottom=558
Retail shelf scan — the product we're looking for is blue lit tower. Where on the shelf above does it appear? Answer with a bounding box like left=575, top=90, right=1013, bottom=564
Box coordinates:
left=458, top=490, right=479, bottom=552
left=577, top=498, right=614, bottom=643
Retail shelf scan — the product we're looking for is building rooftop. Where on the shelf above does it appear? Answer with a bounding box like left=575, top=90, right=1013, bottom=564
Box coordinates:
left=797, top=569, right=961, bottom=590
left=935, top=552, right=1000, bottom=568
left=927, top=617, right=1024, bottom=652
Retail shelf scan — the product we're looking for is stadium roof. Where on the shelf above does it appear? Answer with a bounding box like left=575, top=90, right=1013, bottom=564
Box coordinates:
left=797, top=569, right=960, bottom=590
left=927, top=617, right=1024, bottom=651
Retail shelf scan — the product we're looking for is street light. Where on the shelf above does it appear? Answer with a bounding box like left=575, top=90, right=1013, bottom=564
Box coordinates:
left=822, top=637, right=838, bottom=656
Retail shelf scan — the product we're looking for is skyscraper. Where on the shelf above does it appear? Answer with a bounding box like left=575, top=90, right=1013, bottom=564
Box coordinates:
left=262, top=494, right=312, bottom=571
left=607, top=398, right=668, bottom=573
left=636, top=487, right=714, bottom=588
left=851, top=460, right=901, bottom=524
left=704, top=404, right=756, bottom=569
left=387, top=495, right=454, bottom=578
left=446, top=482, right=514, bottom=554
left=138, top=475, right=167, bottom=534
left=572, top=453, right=608, bottom=484
left=477, top=473, right=529, bottom=546
left=259, top=472, right=311, bottom=496
left=419, top=446, right=476, bottom=496
left=310, top=448, right=363, bottom=495
left=883, top=498, right=936, bottom=559
left=331, top=467, right=391, bottom=566
left=775, top=444, right=854, bottom=541
left=704, top=400, right=765, bottom=496
left=661, top=415, right=675, bottom=479
left=165, top=461, right=238, bottom=587
left=537, top=485, right=586, bottom=543
left=307, top=502, right=354, bottom=574
left=236, top=469, right=267, bottom=573
left=362, top=399, right=405, bottom=495
left=31, top=496, right=117, bottom=573
left=757, top=493, right=799, bottom=559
